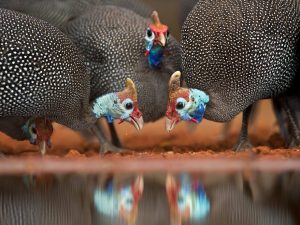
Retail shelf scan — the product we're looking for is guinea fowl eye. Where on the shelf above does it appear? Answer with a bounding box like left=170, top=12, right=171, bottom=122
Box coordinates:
left=176, top=101, right=185, bottom=110
left=125, top=102, right=133, bottom=110
left=147, top=28, right=153, bottom=37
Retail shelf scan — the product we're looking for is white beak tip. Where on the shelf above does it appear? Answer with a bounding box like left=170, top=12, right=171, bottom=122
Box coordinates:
left=132, top=116, right=144, bottom=131
left=39, top=141, right=47, bottom=155
left=166, top=118, right=176, bottom=132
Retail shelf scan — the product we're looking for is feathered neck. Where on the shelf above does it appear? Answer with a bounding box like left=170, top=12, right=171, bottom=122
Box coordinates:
left=92, top=93, right=119, bottom=123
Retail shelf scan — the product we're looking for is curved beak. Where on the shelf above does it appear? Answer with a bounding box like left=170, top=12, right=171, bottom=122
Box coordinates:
left=38, top=141, right=47, bottom=155
left=37, top=138, right=51, bottom=155
left=130, top=115, right=144, bottom=131
left=166, top=117, right=177, bottom=132
left=157, top=33, right=166, bottom=47
left=128, top=108, right=144, bottom=131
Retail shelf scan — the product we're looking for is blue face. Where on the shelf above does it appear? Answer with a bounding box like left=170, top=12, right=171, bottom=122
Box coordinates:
left=92, top=93, right=135, bottom=123
left=175, top=89, right=209, bottom=123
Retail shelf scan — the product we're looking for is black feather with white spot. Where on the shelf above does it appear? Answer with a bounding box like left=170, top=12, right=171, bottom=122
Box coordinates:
left=0, top=8, right=91, bottom=130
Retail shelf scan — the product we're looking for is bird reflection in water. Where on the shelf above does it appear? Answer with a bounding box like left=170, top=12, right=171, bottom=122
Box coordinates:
left=0, top=172, right=298, bottom=225
left=166, top=174, right=210, bottom=224
left=94, top=175, right=144, bottom=225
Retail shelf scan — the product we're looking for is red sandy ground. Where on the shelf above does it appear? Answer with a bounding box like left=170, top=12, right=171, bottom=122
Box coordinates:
left=0, top=100, right=299, bottom=160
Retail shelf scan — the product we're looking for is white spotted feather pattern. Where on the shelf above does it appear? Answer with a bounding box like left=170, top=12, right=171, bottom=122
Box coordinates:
left=0, top=8, right=91, bottom=130
left=182, top=0, right=300, bottom=122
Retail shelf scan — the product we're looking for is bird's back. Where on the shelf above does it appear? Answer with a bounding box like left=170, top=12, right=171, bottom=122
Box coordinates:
left=65, top=5, right=148, bottom=98
left=0, top=0, right=152, bottom=28
left=0, top=9, right=91, bottom=129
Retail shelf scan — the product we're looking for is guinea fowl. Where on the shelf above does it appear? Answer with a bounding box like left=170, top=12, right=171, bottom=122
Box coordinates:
left=0, top=117, right=53, bottom=155
left=166, top=0, right=300, bottom=151
left=0, top=1, right=182, bottom=151
left=0, top=8, right=143, bottom=154
left=63, top=6, right=181, bottom=151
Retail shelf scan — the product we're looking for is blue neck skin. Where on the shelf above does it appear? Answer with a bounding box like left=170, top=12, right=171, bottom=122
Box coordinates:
left=189, top=103, right=206, bottom=123
left=180, top=89, right=209, bottom=123
left=92, top=93, right=121, bottom=123
left=189, top=89, right=209, bottom=123
left=148, top=45, right=165, bottom=68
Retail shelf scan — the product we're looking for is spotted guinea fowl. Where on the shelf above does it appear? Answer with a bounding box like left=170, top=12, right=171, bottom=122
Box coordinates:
left=61, top=6, right=181, bottom=151
left=0, top=8, right=143, bottom=154
left=166, top=0, right=300, bottom=151
left=64, top=6, right=181, bottom=119
left=1, top=2, right=181, bottom=151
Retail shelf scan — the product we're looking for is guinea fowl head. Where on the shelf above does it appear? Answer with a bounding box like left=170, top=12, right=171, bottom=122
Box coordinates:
left=22, top=117, right=53, bottom=155
left=144, top=11, right=170, bottom=68
left=165, top=71, right=209, bottom=131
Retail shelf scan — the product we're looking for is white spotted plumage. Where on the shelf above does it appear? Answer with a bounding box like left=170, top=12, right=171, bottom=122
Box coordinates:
left=182, top=0, right=300, bottom=122
left=65, top=5, right=181, bottom=122
left=0, top=8, right=91, bottom=130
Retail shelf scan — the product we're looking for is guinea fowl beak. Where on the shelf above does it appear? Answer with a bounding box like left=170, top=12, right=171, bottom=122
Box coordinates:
left=129, top=108, right=144, bottom=130
left=119, top=113, right=144, bottom=130
left=157, top=33, right=166, bottom=47
left=34, top=117, right=53, bottom=155
left=166, top=117, right=177, bottom=132
left=38, top=141, right=47, bottom=155
left=130, top=115, right=144, bottom=131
